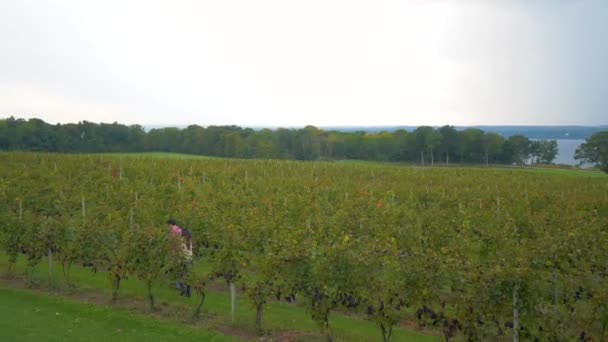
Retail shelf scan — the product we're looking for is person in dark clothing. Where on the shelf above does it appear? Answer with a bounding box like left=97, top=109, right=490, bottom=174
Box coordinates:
left=177, top=228, right=193, bottom=297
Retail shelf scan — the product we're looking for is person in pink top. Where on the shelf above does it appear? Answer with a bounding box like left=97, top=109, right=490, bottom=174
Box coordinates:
left=166, top=218, right=191, bottom=297
left=167, top=218, right=182, bottom=237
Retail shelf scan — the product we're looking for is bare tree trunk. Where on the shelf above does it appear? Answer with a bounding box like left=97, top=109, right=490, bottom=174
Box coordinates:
left=111, top=274, right=121, bottom=303
left=420, top=151, right=425, bottom=166
left=255, top=303, right=263, bottom=335
left=62, top=262, right=72, bottom=288
left=323, top=315, right=334, bottom=342
left=146, top=279, right=155, bottom=311
left=381, top=322, right=393, bottom=342
left=192, top=291, right=206, bottom=320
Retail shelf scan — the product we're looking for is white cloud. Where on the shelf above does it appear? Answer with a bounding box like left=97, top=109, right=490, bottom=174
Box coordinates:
left=0, top=83, right=136, bottom=124
left=1, top=0, right=606, bottom=126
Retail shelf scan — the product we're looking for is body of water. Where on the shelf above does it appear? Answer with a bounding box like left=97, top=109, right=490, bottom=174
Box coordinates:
left=553, top=139, right=585, bottom=166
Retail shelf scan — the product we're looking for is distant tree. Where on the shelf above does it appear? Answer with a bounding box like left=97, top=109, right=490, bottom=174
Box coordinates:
left=412, top=126, right=441, bottom=165
left=529, top=140, right=541, bottom=165
left=180, top=125, right=204, bottom=154
left=323, top=132, right=339, bottom=159
left=481, top=132, right=504, bottom=166
left=145, top=127, right=180, bottom=152
left=503, top=135, right=531, bottom=165
left=275, top=128, right=296, bottom=158
left=535, top=140, right=558, bottom=165
left=375, top=131, right=398, bottom=161
left=0, top=118, right=11, bottom=150
left=391, top=129, right=411, bottom=161
left=426, top=129, right=442, bottom=165
left=359, top=132, right=396, bottom=161
left=437, top=125, right=459, bottom=164
left=294, top=126, right=323, bottom=160
left=341, top=131, right=365, bottom=160
left=251, top=129, right=281, bottom=159
left=459, top=128, right=484, bottom=163
left=361, top=133, right=379, bottom=160
left=575, top=131, right=608, bottom=172
left=3, top=117, right=569, bottom=168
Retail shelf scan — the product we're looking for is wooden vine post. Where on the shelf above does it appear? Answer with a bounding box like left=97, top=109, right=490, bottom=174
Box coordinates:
left=81, top=196, right=86, bottom=224
left=230, top=282, right=237, bottom=323
left=496, top=196, right=500, bottom=215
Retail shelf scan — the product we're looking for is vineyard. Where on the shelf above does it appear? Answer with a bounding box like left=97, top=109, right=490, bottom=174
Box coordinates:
left=1, top=152, right=607, bottom=341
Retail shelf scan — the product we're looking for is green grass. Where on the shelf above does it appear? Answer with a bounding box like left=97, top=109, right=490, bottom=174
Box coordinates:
left=516, top=166, right=605, bottom=177
left=335, top=158, right=605, bottom=177
left=98, top=152, right=217, bottom=159
left=20, top=150, right=607, bottom=177
left=0, top=284, right=236, bottom=342
left=0, top=255, right=442, bottom=342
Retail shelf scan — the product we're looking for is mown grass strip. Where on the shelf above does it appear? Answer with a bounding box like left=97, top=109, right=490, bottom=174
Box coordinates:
left=0, top=255, right=441, bottom=342
left=0, top=284, right=237, bottom=342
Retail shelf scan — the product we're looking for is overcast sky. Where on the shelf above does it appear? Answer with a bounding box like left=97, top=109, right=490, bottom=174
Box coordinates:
left=1, top=0, right=606, bottom=127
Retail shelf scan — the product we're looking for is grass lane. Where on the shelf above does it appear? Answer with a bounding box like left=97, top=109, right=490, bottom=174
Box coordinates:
left=100, top=152, right=605, bottom=177
left=0, top=284, right=237, bottom=342
left=0, top=255, right=442, bottom=342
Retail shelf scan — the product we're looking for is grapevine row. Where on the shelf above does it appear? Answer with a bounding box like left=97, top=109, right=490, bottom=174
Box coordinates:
left=1, top=152, right=607, bottom=341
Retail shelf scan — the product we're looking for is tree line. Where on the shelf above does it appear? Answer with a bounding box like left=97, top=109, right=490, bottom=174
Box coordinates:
left=0, top=117, right=559, bottom=165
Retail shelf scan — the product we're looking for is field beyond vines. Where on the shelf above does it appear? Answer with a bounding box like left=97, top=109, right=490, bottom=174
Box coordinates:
left=1, top=152, right=607, bottom=341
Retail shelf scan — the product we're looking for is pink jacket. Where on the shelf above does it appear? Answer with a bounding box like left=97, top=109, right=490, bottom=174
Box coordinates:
left=170, top=225, right=182, bottom=237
